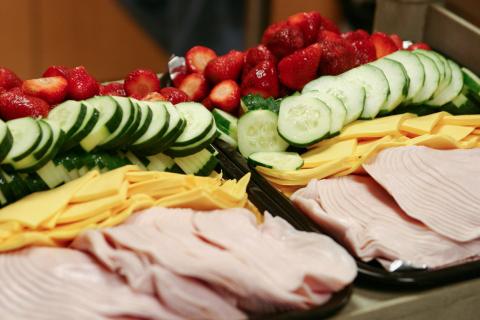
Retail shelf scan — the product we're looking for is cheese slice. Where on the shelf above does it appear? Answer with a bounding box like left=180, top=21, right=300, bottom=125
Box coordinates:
left=0, top=232, right=57, bottom=252
left=406, top=134, right=460, bottom=149
left=302, top=139, right=357, bottom=168
left=98, top=194, right=155, bottom=228
left=47, top=210, right=112, bottom=240
left=473, top=129, right=480, bottom=135
left=432, top=124, right=475, bottom=141
left=440, top=114, right=480, bottom=127
left=0, top=171, right=98, bottom=228
left=128, top=177, right=189, bottom=197
left=400, top=112, right=447, bottom=136
left=338, top=113, right=414, bottom=140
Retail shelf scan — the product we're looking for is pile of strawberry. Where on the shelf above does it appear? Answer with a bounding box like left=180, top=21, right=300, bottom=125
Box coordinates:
left=171, top=11, right=431, bottom=115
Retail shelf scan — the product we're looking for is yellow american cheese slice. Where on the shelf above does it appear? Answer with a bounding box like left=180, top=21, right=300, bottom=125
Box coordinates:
left=71, top=165, right=138, bottom=203
left=98, top=194, right=155, bottom=228
left=432, top=124, right=475, bottom=141
left=0, top=232, right=57, bottom=252
left=400, top=112, right=447, bottom=136
left=302, top=139, right=357, bottom=168
left=473, top=129, right=480, bottom=135
left=338, top=113, right=414, bottom=140
left=406, top=134, right=461, bottom=149
left=0, top=171, right=98, bottom=228
left=47, top=210, right=112, bottom=240
left=440, top=114, right=480, bottom=127
left=57, top=181, right=128, bottom=224
left=128, top=177, right=189, bottom=198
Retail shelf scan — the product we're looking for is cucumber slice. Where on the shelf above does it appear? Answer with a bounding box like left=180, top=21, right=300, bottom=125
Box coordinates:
left=427, top=60, right=463, bottom=106
left=386, top=50, right=425, bottom=102
left=3, top=117, right=41, bottom=163
left=441, top=88, right=480, bottom=115
left=0, top=119, right=13, bottom=163
left=216, top=128, right=238, bottom=148
left=166, top=123, right=218, bottom=157
left=145, top=153, right=176, bottom=172
left=412, top=53, right=440, bottom=104
left=248, top=151, right=303, bottom=170
left=126, top=101, right=153, bottom=145
left=35, top=161, right=64, bottom=189
left=172, top=102, right=214, bottom=147
left=342, top=64, right=390, bottom=119
left=237, top=109, right=289, bottom=158
left=131, top=101, right=170, bottom=150
left=212, top=108, right=238, bottom=138
left=0, top=170, right=15, bottom=203
left=174, top=148, right=218, bottom=176
left=80, top=97, right=123, bottom=151
left=100, top=96, right=136, bottom=148
left=124, top=151, right=147, bottom=170
left=48, top=100, right=86, bottom=138
left=1, top=170, right=30, bottom=200
left=462, top=67, right=480, bottom=101
left=301, top=91, right=347, bottom=137
left=414, top=50, right=450, bottom=97
left=21, top=172, right=49, bottom=193
left=62, top=103, right=99, bottom=151
left=303, top=75, right=365, bottom=124
left=278, top=95, right=331, bottom=147
left=370, top=58, right=408, bottom=114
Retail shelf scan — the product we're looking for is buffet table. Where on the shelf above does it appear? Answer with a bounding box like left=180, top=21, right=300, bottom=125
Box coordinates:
left=332, top=278, right=480, bottom=320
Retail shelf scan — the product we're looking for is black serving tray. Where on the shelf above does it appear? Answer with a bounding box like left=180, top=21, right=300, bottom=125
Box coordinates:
left=215, top=147, right=353, bottom=319
left=214, top=139, right=480, bottom=290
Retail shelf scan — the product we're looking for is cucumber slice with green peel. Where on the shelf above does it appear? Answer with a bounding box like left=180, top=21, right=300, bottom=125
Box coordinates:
left=1, top=170, right=30, bottom=200
left=35, top=161, right=64, bottom=189
left=441, top=89, right=480, bottom=115
left=278, top=95, right=331, bottom=147
left=303, top=75, right=365, bottom=124
left=172, top=102, right=214, bottom=147
left=126, top=101, right=153, bottom=145
left=0, top=120, right=13, bottom=163
left=166, top=123, right=218, bottom=157
left=248, top=151, right=304, bottom=170
left=370, top=58, right=408, bottom=114
left=462, top=67, right=480, bottom=101
left=414, top=50, right=450, bottom=97
left=3, top=117, right=41, bottom=163
left=212, top=108, right=238, bottom=138
left=0, top=170, right=15, bottom=203
left=302, top=90, right=347, bottom=137
left=427, top=59, right=463, bottom=106
left=174, top=148, right=218, bottom=176
left=62, top=104, right=99, bottom=151
left=48, top=100, right=86, bottom=138
left=216, top=128, right=238, bottom=148
left=100, top=96, right=136, bottom=148
left=411, top=54, right=440, bottom=104
left=80, top=97, right=123, bottom=151
left=124, top=151, right=147, bottom=170
left=20, top=172, right=49, bottom=193
left=342, top=64, right=390, bottom=119
left=237, top=109, right=289, bottom=158
left=386, top=50, right=425, bottom=102
left=131, top=101, right=170, bottom=150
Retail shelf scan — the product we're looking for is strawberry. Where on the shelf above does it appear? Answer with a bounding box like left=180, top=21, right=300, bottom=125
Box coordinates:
left=65, top=66, right=99, bottom=100
left=142, top=92, right=167, bottom=101
left=342, top=30, right=376, bottom=67
left=0, top=67, right=22, bottom=90
left=201, top=97, right=214, bottom=110
left=21, top=76, right=68, bottom=105
left=278, top=43, right=322, bottom=90
left=209, top=80, right=240, bottom=113
left=171, top=65, right=189, bottom=88
left=318, top=15, right=340, bottom=34
left=124, top=68, right=160, bottom=99
left=243, top=45, right=276, bottom=81
left=42, top=65, right=68, bottom=78
left=0, top=91, right=49, bottom=120
left=318, top=38, right=356, bottom=75
left=287, top=11, right=321, bottom=45
left=185, top=46, right=217, bottom=74
left=241, top=60, right=279, bottom=98
left=261, top=22, right=304, bottom=58
left=178, top=73, right=209, bottom=101
left=160, top=87, right=190, bottom=104
left=318, top=30, right=341, bottom=42
left=204, top=50, right=245, bottom=84
left=370, top=32, right=398, bottom=59
left=342, top=29, right=370, bottom=42
left=99, top=82, right=126, bottom=96
left=408, top=42, right=431, bottom=51
left=389, top=34, right=403, bottom=50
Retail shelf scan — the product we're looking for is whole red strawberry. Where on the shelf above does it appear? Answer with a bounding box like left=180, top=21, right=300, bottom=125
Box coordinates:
left=185, top=45, right=217, bottom=74
left=66, top=66, right=99, bottom=100
left=390, top=34, right=403, bottom=50
left=160, top=87, right=190, bottom=104
left=287, top=11, right=322, bottom=45
left=243, top=45, right=276, bottom=80
left=0, top=91, right=49, bottom=120
left=209, top=80, right=241, bottom=113
left=318, top=38, right=356, bottom=75
left=178, top=73, right=209, bottom=101
left=201, top=97, right=214, bottom=110
left=408, top=42, right=431, bottom=51
left=318, top=16, right=340, bottom=34
left=261, top=22, right=304, bottom=58
left=342, top=30, right=376, bottom=67
left=124, top=69, right=160, bottom=99
left=42, top=65, right=69, bottom=78
left=241, top=60, right=279, bottom=98
left=370, top=32, right=398, bottom=58
left=278, top=43, right=322, bottom=90
left=0, top=67, right=22, bottom=90
left=318, top=30, right=341, bottom=42
left=342, top=29, right=370, bottom=42
left=204, top=50, right=245, bottom=84
left=99, top=82, right=126, bottom=96
left=21, top=76, right=68, bottom=105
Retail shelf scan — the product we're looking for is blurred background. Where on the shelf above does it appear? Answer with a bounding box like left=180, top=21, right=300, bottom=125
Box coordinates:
left=0, top=0, right=378, bottom=81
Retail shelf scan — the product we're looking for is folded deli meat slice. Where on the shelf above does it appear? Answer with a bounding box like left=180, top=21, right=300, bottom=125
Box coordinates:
left=291, top=176, right=480, bottom=269
left=72, top=208, right=356, bottom=317
left=363, top=146, right=480, bottom=242
left=0, top=247, right=179, bottom=320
